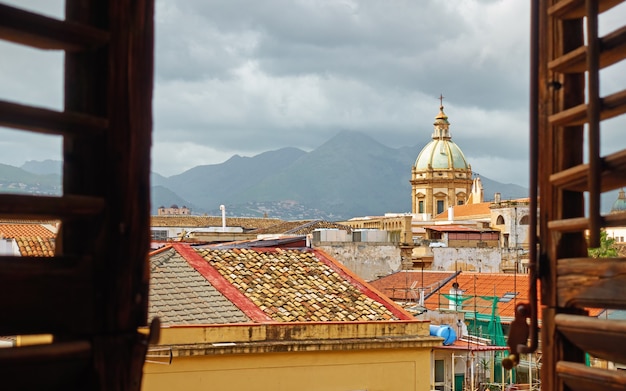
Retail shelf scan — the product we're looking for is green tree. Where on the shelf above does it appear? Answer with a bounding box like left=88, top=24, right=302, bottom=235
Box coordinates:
left=588, top=230, right=618, bottom=258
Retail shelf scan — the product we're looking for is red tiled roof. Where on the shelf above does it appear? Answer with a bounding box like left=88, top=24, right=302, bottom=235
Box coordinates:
left=189, top=245, right=413, bottom=322
left=424, top=272, right=538, bottom=322
left=369, top=270, right=457, bottom=301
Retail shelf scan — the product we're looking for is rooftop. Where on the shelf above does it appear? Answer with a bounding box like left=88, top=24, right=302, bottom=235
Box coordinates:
left=149, top=244, right=414, bottom=324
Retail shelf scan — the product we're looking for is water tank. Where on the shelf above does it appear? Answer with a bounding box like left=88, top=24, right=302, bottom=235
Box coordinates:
left=429, top=324, right=457, bottom=346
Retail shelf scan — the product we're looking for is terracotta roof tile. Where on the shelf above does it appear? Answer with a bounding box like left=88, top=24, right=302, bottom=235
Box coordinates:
left=434, top=203, right=491, bottom=220
left=149, top=247, right=251, bottom=325
left=422, top=272, right=537, bottom=322
left=252, top=220, right=353, bottom=235
left=151, top=216, right=283, bottom=230
left=370, top=270, right=457, bottom=301
left=14, top=236, right=55, bottom=257
left=0, top=223, right=56, bottom=257
left=194, top=247, right=406, bottom=322
left=0, top=224, right=55, bottom=239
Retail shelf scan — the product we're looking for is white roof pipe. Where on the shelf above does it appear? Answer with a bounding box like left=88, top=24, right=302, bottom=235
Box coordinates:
left=220, top=204, right=226, bottom=231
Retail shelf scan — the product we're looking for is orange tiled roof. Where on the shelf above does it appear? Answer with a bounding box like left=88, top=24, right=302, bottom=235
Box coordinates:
left=0, top=223, right=56, bottom=257
left=15, top=236, right=55, bottom=257
left=369, top=270, right=457, bottom=301
left=434, top=203, right=491, bottom=221
left=192, top=246, right=412, bottom=322
left=0, top=223, right=55, bottom=239
left=423, top=272, right=537, bottom=322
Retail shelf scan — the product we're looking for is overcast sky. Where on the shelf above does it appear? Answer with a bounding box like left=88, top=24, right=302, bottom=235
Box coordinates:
left=1, top=0, right=625, bottom=188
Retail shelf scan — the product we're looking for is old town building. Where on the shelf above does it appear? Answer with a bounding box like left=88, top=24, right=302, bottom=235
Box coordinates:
left=411, top=101, right=474, bottom=218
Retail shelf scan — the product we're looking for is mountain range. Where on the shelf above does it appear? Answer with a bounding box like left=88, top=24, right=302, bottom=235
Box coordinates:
left=151, top=131, right=529, bottom=220
left=6, top=131, right=531, bottom=220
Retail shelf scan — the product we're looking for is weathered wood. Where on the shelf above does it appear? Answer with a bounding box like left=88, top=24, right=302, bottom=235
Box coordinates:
left=537, top=0, right=626, bottom=389
left=0, top=255, right=95, bottom=335
left=0, top=341, right=92, bottom=390
left=558, top=361, right=626, bottom=391
left=0, top=3, right=108, bottom=51
left=557, top=257, right=626, bottom=309
left=549, top=149, right=626, bottom=192
left=548, top=88, right=626, bottom=126
left=539, top=3, right=589, bottom=390
left=0, top=100, right=107, bottom=136
left=548, top=211, right=626, bottom=232
left=548, top=0, right=624, bottom=19
left=556, top=314, right=626, bottom=364
left=0, top=340, right=91, bottom=363
left=0, top=194, right=105, bottom=220
left=0, top=0, right=154, bottom=389
left=548, top=25, right=626, bottom=73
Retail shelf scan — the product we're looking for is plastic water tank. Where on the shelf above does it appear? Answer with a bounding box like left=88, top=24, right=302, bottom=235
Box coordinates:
left=429, top=324, right=457, bottom=345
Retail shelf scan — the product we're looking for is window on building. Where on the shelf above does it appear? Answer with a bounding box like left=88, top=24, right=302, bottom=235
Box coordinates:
left=520, top=215, right=529, bottom=225
left=458, top=200, right=464, bottom=205
left=503, top=233, right=509, bottom=249
left=434, top=359, right=444, bottom=380
left=437, top=200, right=445, bottom=215
left=418, top=200, right=424, bottom=213
left=151, top=230, right=168, bottom=241
left=496, top=215, right=505, bottom=225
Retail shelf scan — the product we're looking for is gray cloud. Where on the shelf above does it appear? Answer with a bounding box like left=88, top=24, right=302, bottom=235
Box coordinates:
left=3, top=0, right=625, bottom=189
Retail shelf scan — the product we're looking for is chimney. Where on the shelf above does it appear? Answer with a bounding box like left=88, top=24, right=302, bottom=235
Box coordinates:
left=494, top=192, right=501, bottom=203
left=448, top=206, right=454, bottom=222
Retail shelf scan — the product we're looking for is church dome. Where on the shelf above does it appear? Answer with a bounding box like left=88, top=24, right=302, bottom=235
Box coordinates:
left=414, top=105, right=470, bottom=170
left=611, top=189, right=626, bottom=213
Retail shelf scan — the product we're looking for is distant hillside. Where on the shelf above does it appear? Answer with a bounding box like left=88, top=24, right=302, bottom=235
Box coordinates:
left=0, top=163, right=61, bottom=195
left=480, top=176, right=528, bottom=202
left=153, top=131, right=530, bottom=220
left=151, top=185, right=197, bottom=212
left=21, top=160, right=62, bottom=176
left=16, top=136, right=626, bottom=220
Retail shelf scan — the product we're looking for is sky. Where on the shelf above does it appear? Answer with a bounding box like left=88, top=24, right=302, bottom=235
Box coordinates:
left=1, top=0, right=625, bottom=189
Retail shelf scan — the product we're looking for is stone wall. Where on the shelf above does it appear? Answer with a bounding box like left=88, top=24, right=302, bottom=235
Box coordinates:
left=314, top=242, right=401, bottom=281
left=431, top=247, right=502, bottom=273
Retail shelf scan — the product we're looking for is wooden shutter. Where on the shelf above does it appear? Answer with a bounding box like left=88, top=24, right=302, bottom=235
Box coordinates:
left=516, top=1, right=626, bottom=391
left=0, top=2, right=154, bottom=389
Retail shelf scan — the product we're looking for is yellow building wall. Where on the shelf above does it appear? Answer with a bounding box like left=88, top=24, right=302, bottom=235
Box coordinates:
left=143, top=347, right=432, bottom=391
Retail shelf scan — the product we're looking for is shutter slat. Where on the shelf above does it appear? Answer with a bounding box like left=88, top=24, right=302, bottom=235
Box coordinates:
left=549, top=25, right=626, bottom=73
left=549, top=149, right=626, bottom=192
left=0, top=100, right=108, bottom=136
left=0, top=255, right=94, bottom=335
left=548, top=88, right=626, bottom=127
left=558, top=257, right=626, bottom=309
left=0, top=3, right=108, bottom=51
left=548, top=0, right=624, bottom=19
left=556, top=314, right=626, bottom=364
left=0, top=341, right=91, bottom=389
left=558, top=361, right=626, bottom=391
left=548, top=212, right=626, bottom=233
left=0, top=194, right=105, bottom=220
